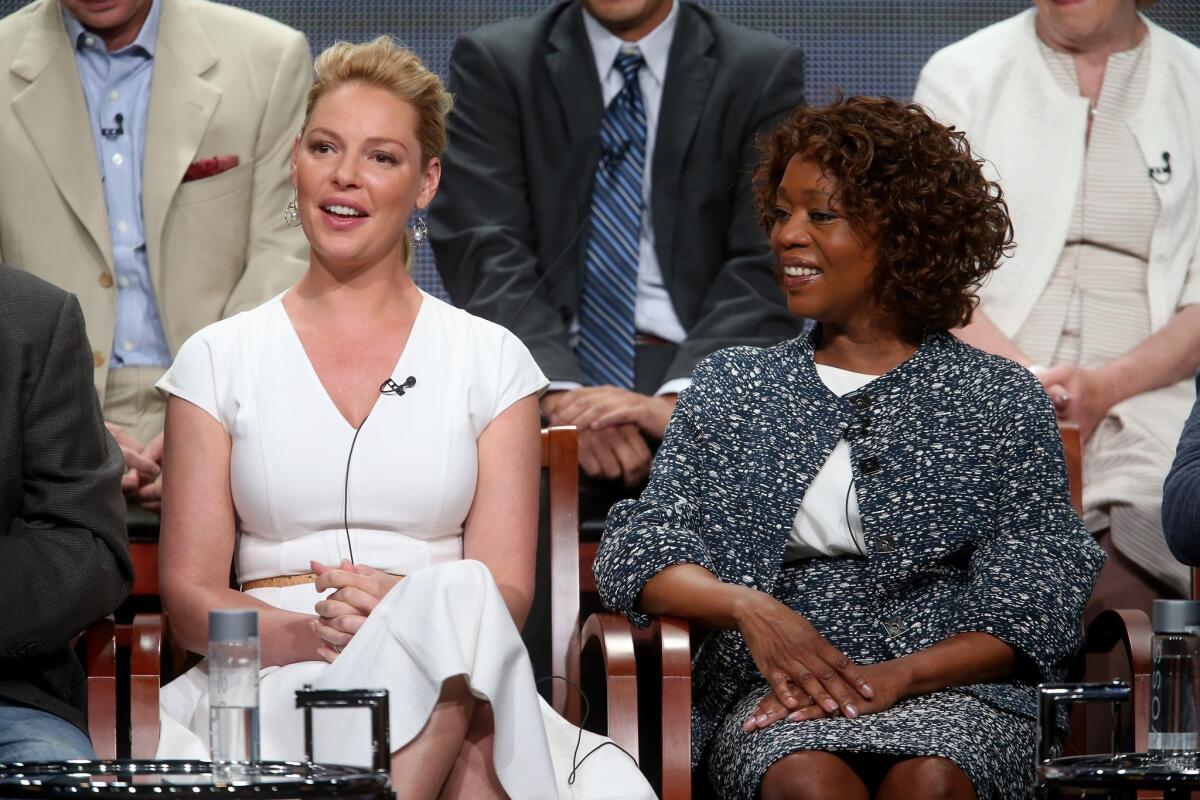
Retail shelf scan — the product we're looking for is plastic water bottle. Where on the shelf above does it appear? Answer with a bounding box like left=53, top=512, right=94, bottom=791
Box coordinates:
left=1149, top=599, right=1200, bottom=754
left=208, top=609, right=260, bottom=780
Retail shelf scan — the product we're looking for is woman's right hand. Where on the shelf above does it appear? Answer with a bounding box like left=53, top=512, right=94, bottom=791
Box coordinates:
left=310, top=561, right=399, bottom=661
left=733, top=591, right=874, bottom=719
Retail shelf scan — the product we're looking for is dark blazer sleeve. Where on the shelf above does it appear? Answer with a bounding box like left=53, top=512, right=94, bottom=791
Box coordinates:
left=1163, top=374, right=1200, bottom=565
left=431, top=33, right=579, bottom=382
left=0, top=292, right=131, bottom=659
left=942, top=371, right=1104, bottom=679
left=664, top=46, right=806, bottom=383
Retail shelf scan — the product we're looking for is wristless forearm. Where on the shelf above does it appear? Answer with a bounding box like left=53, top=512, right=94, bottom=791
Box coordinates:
left=639, top=563, right=761, bottom=630
left=892, top=632, right=1015, bottom=699
left=1104, top=304, right=1200, bottom=403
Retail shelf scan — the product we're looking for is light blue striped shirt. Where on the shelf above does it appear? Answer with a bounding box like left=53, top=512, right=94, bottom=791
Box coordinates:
left=64, top=1, right=171, bottom=367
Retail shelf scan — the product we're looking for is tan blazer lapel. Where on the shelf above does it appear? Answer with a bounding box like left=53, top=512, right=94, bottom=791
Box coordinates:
left=142, top=0, right=219, bottom=292
left=10, top=0, right=112, bottom=270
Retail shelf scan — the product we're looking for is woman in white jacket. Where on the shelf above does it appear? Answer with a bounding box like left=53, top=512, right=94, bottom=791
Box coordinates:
left=914, top=0, right=1200, bottom=608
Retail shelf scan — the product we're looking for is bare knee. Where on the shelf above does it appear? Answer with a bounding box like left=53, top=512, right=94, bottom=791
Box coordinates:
left=879, top=757, right=976, bottom=800
left=761, top=751, right=867, bottom=800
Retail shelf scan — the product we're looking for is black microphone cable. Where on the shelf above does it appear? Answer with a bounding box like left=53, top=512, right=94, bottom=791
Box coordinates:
left=535, top=675, right=639, bottom=784
left=341, top=376, right=418, bottom=565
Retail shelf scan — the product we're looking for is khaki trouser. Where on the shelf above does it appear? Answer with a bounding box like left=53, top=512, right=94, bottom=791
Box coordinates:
left=103, top=365, right=167, bottom=448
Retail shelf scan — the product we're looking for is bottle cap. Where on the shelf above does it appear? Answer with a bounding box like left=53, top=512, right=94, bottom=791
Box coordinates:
left=1152, top=599, right=1200, bottom=634
left=209, top=609, right=258, bottom=641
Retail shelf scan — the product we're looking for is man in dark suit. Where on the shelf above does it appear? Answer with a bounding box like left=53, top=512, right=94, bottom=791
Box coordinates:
left=431, top=0, right=804, bottom=498
left=0, top=264, right=132, bottom=760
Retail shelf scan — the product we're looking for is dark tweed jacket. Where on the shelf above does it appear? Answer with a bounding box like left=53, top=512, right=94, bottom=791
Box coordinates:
left=595, top=329, right=1105, bottom=765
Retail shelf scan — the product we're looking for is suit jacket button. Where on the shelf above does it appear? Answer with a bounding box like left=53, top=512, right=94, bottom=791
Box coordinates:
left=98, top=272, right=114, bottom=289
left=859, top=456, right=880, bottom=475
left=93, top=351, right=106, bottom=368
left=850, top=394, right=870, bottom=410
left=882, top=617, right=906, bottom=638
left=876, top=534, right=896, bottom=554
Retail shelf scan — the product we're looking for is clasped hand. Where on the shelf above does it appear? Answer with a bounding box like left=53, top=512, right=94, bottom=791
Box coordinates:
left=541, top=388, right=676, bottom=486
left=309, top=560, right=400, bottom=663
left=734, top=593, right=879, bottom=729
left=1035, top=364, right=1120, bottom=443
left=106, top=423, right=164, bottom=508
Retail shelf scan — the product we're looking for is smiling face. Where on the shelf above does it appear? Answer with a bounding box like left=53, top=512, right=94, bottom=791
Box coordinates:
left=61, top=0, right=152, bottom=50
left=291, top=82, right=440, bottom=277
left=1033, top=0, right=1141, bottom=51
left=769, top=156, right=883, bottom=331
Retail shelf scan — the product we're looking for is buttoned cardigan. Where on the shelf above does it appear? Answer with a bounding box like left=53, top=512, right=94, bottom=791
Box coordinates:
left=594, top=329, right=1105, bottom=765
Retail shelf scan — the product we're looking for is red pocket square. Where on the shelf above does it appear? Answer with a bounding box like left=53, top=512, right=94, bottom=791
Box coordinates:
left=183, top=155, right=240, bottom=182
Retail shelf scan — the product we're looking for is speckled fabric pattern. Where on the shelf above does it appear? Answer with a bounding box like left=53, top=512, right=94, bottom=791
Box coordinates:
left=707, top=684, right=1036, bottom=800
left=705, top=561, right=1039, bottom=799
left=593, top=327, right=1105, bottom=794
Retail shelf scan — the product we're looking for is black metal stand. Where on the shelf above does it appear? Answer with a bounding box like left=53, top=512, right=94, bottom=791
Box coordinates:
left=294, top=686, right=391, bottom=775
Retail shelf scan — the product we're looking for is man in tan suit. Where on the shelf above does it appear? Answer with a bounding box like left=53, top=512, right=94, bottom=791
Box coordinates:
left=0, top=0, right=310, bottom=507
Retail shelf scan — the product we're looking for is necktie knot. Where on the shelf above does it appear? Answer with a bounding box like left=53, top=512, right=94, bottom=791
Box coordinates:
left=613, top=50, right=645, bottom=87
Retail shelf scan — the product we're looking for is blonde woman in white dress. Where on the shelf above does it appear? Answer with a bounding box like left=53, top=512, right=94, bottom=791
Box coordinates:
left=153, top=36, right=654, bottom=800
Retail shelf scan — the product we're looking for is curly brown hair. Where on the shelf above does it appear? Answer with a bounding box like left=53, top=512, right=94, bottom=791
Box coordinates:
left=752, top=96, right=1013, bottom=342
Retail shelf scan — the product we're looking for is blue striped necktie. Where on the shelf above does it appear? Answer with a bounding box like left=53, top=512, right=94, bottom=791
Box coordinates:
left=578, top=50, right=646, bottom=390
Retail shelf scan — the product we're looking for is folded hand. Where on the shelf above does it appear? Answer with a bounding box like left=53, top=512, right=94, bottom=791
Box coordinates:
left=735, top=592, right=874, bottom=720
left=743, top=661, right=909, bottom=731
left=310, top=560, right=401, bottom=662
left=1036, top=364, right=1120, bottom=443
left=106, top=422, right=159, bottom=496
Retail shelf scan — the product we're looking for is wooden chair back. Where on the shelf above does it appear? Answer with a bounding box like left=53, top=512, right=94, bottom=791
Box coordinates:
left=1059, top=422, right=1083, bottom=516
left=538, top=425, right=582, bottom=723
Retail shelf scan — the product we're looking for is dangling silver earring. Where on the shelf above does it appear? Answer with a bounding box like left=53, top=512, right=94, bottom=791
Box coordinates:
left=284, top=187, right=300, bottom=228
left=410, top=212, right=428, bottom=246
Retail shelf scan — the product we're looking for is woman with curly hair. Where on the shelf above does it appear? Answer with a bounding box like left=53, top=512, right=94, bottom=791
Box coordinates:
left=593, top=96, right=1105, bottom=800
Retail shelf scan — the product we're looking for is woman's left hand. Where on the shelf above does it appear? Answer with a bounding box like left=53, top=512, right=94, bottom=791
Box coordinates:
left=742, top=661, right=911, bottom=731
left=1036, top=364, right=1121, bottom=443
left=310, top=560, right=401, bottom=662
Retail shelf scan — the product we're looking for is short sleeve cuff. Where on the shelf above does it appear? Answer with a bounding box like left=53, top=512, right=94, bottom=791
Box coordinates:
left=596, top=507, right=716, bottom=628
left=154, top=332, right=226, bottom=431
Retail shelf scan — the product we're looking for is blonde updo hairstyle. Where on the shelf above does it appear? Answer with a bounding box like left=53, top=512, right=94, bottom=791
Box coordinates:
left=301, top=36, right=453, bottom=267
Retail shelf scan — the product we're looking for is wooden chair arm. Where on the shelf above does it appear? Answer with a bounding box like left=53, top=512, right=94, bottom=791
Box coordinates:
left=654, top=616, right=693, bottom=800
left=581, top=612, right=640, bottom=763
left=84, top=618, right=117, bottom=759
left=130, top=612, right=166, bottom=759
left=1085, top=607, right=1152, bottom=753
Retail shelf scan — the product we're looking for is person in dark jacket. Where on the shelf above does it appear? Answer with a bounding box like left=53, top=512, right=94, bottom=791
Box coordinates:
left=595, top=97, right=1104, bottom=800
left=0, top=264, right=131, bottom=760
left=1163, top=374, right=1200, bottom=565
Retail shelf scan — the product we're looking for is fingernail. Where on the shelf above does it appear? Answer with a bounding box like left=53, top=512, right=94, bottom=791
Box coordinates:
left=844, top=704, right=858, bottom=719
left=783, top=695, right=796, bottom=709
left=822, top=698, right=838, bottom=713
left=742, top=720, right=755, bottom=732
left=756, top=714, right=769, bottom=725
left=860, top=683, right=875, bottom=699
left=787, top=711, right=803, bottom=721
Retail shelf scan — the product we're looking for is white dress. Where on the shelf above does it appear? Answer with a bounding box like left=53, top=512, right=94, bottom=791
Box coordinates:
left=153, top=290, right=655, bottom=800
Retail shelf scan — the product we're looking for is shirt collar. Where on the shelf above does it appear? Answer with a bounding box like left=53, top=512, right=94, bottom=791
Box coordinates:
left=63, top=0, right=161, bottom=58
left=583, top=0, right=679, bottom=88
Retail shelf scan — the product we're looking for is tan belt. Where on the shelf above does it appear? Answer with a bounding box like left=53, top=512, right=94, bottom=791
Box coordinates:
left=240, top=572, right=405, bottom=592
